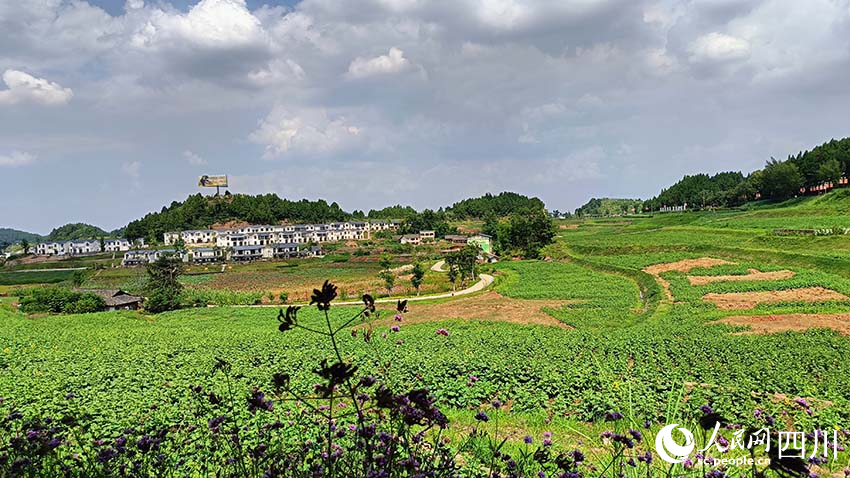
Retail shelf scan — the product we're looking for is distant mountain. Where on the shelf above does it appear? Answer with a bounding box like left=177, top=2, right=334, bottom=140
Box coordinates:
left=0, top=228, right=42, bottom=248
left=575, top=198, right=644, bottom=217
left=47, top=223, right=111, bottom=241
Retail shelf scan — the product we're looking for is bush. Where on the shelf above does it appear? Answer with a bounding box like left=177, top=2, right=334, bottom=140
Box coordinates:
left=19, top=287, right=106, bottom=314
left=145, top=287, right=182, bottom=314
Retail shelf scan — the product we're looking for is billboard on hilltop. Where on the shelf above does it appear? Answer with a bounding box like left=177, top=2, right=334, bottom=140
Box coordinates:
left=198, top=175, right=228, bottom=188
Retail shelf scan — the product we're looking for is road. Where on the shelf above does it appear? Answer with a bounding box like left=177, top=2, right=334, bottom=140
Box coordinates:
left=430, top=260, right=446, bottom=272
left=0, top=267, right=88, bottom=273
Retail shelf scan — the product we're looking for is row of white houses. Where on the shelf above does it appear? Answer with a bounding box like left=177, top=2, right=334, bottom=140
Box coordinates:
left=121, top=244, right=323, bottom=266
left=35, top=238, right=145, bottom=256
left=163, top=221, right=399, bottom=248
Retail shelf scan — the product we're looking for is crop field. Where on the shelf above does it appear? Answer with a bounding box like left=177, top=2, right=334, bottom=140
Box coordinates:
left=6, top=192, right=850, bottom=475
left=3, top=255, right=453, bottom=305
left=0, top=269, right=75, bottom=286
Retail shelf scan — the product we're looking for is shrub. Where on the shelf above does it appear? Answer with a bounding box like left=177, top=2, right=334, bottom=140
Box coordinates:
left=18, top=287, right=106, bottom=314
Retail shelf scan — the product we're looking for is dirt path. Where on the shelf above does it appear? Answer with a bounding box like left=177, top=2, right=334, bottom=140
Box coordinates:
left=0, top=267, right=88, bottom=273
left=430, top=260, right=446, bottom=272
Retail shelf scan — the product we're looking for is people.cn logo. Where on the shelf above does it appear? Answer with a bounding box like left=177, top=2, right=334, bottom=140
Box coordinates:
left=655, top=424, right=696, bottom=464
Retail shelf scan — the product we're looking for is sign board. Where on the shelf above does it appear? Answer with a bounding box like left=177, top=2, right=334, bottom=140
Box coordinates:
left=199, top=175, right=228, bottom=188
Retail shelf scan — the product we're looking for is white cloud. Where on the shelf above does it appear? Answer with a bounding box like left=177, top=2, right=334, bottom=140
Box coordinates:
left=122, top=160, right=141, bottom=178
left=183, top=150, right=207, bottom=165
left=689, top=32, right=751, bottom=63
left=0, top=151, right=35, bottom=167
left=346, top=47, right=412, bottom=79
left=0, top=70, right=73, bottom=106
left=250, top=107, right=364, bottom=158
left=131, top=0, right=267, bottom=50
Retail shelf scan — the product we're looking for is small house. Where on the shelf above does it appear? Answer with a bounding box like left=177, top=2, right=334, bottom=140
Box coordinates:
left=80, top=289, right=144, bottom=311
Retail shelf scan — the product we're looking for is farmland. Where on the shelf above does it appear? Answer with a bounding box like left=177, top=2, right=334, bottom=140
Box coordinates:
left=4, top=191, right=850, bottom=475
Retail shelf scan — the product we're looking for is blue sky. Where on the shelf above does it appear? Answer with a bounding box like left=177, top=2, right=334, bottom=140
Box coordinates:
left=2, top=0, right=850, bottom=234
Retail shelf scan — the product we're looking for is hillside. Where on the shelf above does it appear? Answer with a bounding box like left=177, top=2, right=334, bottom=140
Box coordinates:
left=643, top=136, right=850, bottom=210
left=0, top=228, right=42, bottom=248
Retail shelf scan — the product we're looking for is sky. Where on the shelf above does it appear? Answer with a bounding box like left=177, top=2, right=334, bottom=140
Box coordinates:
left=2, top=0, right=850, bottom=234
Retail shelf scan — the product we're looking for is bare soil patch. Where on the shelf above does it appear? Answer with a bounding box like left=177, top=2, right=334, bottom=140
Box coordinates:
left=703, top=287, right=849, bottom=310
left=559, top=224, right=579, bottom=230
left=644, top=257, right=735, bottom=275
left=374, top=291, right=571, bottom=329
left=687, top=269, right=795, bottom=285
left=642, top=257, right=735, bottom=301
left=718, top=313, right=850, bottom=335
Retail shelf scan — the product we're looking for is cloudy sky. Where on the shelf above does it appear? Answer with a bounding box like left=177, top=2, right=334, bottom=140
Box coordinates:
left=2, top=0, right=850, bottom=233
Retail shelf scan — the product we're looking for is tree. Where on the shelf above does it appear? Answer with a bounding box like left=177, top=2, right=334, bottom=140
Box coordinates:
left=144, top=253, right=185, bottom=313
left=173, top=236, right=187, bottom=253
left=378, top=253, right=395, bottom=294
left=71, top=270, right=87, bottom=288
left=99, top=236, right=106, bottom=253
left=445, top=246, right=478, bottom=287
left=446, top=261, right=459, bottom=291
left=495, top=208, right=555, bottom=259
left=818, top=158, right=842, bottom=185
left=20, top=239, right=30, bottom=255
left=761, top=158, right=803, bottom=200
left=410, top=262, right=425, bottom=295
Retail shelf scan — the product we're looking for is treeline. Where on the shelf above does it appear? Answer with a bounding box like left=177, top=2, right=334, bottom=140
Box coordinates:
left=574, top=198, right=643, bottom=217
left=643, top=172, right=748, bottom=210
left=445, top=192, right=545, bottom=219
left=644, top=137, right=850, bottom=210
left=123, top=191, right=548, bottom=243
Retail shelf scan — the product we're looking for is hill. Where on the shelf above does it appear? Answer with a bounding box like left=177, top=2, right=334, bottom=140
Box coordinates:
left=47, top=223, right=111, bottom=241
left=124, top=191, right=547, bottom=242
left=124, top=193, right=351, bottom=242
left=0, top=228, right=42, bottom=248
left=574, top=198, right=643, bottom=217
left=445, top=192, right=545, bottom=218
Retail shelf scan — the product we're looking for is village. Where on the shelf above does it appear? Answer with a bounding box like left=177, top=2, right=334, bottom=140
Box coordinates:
left=28, top=220, right=494, bottom=266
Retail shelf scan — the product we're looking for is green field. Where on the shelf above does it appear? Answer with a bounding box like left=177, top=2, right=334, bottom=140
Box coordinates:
left=5, top=191, right=850, bottom=475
